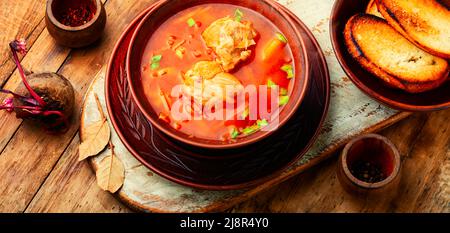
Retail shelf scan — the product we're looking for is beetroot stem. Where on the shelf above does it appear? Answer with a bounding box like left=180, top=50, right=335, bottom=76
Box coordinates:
left=10, top=105, right=42, bottom=110
left=9, top=41, right=46, bottom=107
left=0, top=89, right=39, bottom=106
left=0, top=106, right=12, bottom=110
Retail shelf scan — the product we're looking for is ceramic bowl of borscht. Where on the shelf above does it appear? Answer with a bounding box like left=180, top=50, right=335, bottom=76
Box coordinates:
left=126, top=0, right=309, bottom=149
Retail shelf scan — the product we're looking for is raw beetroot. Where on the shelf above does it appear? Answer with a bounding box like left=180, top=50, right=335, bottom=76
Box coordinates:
left=0, top=39, right=75, bottom=131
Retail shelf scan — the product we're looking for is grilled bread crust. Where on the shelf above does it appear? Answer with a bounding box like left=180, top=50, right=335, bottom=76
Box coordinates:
left=344, top=14, right=449, bottom=93
left=377, top=0, right=450, bottom=59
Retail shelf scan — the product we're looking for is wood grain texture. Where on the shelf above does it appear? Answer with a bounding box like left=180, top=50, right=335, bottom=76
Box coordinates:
left=25, top=137, right=131, bottom=213
left=0, top=32, right=71, bottom=213
left=14, top=0, right=159, bottom=213
left=0, top=0, right=448, bottom=213
left=0, top=0, right=158, bottom=212
left=0, top=0, right=47, bottom=86
left=232, top=110, right=450, bottom=213
left=0, top=31, right=70, bottom=156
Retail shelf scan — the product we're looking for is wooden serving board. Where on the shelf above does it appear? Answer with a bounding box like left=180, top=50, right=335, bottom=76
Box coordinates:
left=81, top=0, right=410, bottom=212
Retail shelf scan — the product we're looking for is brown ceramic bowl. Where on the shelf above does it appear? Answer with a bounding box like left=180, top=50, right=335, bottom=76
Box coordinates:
left=126, top=0, right=309, bottom=149
left=337, top=134, right=401, bottom=195
left=330, top=0, right=450, bottom=112
left=46, top=0, right=106, bottom=48
left=104, top=3, right=329, bottom=189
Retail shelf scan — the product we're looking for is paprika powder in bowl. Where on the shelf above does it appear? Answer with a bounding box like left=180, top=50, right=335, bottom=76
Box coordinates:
left=46, top=0, right=107, bottom=48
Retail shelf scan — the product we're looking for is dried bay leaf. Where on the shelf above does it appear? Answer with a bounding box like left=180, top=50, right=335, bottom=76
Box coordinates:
left=96, top=142, right=125, bottom=193
left=78, top=93, right=111, bottom=161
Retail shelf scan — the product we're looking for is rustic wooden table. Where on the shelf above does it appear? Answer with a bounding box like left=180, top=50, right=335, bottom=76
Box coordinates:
left=0, top=0, right=448, bottom=213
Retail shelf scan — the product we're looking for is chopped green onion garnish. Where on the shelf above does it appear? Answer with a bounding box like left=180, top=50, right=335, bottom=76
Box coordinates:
left=241, top=107, right=249, bottom=119
left=279, top=96, right=289, bottom=106
left=242, top=125, right=260, bottom=136
left=151, top=62, right=160, bottom=70
left=280, top=88, right=288, bottom=96
left=152, top=54, right=162, bottom=63
left=175, top=49, right=183, bottom=59
left=267, top=79, right=277, bottom=88
left=231, top=128, right=239, bottom=139
left=235, top=9, right=244, bottom=22
left=276, top=32, right=288, bottom=43
left=257, top=119, right=269, bottom=127
left=187, top=18, right=196, bottom=27
left=281, top=64, right=294, bottom=79
left=150, top=55, right=162, bottom=70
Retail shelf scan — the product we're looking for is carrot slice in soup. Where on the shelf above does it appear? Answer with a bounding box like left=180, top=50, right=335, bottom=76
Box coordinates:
left=262, top=38, right=286, bottom=61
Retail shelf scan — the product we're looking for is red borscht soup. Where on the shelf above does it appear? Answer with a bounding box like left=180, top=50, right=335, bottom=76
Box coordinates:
left=140, top=4, right=296, bottom=142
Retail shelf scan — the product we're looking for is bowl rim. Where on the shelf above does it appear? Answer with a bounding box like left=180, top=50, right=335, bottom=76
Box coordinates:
left=340, top=133, right=401, bottom=189
left=126, top=0, right=310, bottom=149
left=329, top=0, right=450, bottom=112
left=46, top=0, right=103, bottom=31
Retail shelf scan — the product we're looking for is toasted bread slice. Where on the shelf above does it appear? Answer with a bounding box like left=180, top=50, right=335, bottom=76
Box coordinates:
left=344, top=14, right=449, bottom=93
left=366, top=0, right=384, bottom=18
left=377, top=0, right=450, bottom=59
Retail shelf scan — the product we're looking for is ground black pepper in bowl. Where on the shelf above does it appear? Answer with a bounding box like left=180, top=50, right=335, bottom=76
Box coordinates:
left=350, top=161, right=386, bottom=183
left=338, top=134, right=401, bottom=192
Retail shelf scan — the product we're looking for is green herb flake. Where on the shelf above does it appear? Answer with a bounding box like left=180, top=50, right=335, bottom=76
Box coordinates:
left=235, top=9, right=244, bottom=22
left=257, top=119, right=269, bottom=127
left=279, top=96, right=290, bottom=106
left=276, top=32, right=288, bottom=43
left=281, top=64, right=294, bottom=79
left=152, top=54, right=162, bottom=63
left=187, top=18, right=196, bottom=27
left=242, top=125, right=260, bottom=136
left=151, top=62, right=160, bottom=70
left=150, top=55, right=162, bottom=70
left=280, top=88, right=288, bottom=96
left=175, top=49, right=184, bottom=59
left=267, top=79, right=277, bottom=88
left=231, top=128, right=239, bottom=139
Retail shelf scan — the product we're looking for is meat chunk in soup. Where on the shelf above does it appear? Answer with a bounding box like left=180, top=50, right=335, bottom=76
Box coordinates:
left=202, top=16, right=257, bottom=71
left=184, top=61, right=223, bottom=86
left=183, top=61, right=243, bottom=104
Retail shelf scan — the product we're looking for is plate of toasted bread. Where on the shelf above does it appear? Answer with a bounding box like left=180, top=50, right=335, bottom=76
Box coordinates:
left=331, top=0, right=449, bottom=111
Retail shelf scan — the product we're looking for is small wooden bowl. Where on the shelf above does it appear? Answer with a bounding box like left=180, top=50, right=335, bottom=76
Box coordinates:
left=330, top=0, right=450, bottom=112
left=337, top=134, right=401, bottom=195
left=45, top=0, right=106, bottom=48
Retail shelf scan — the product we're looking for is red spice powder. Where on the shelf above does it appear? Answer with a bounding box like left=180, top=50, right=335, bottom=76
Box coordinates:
left=60, top=4, right=94, bottom=27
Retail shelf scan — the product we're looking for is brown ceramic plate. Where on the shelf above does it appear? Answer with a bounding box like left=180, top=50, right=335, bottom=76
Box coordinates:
left=105, top=3, right=330, bottom=190
left=126, top=0, right=309, bottom=149
left=330, top=0, right=450, bottom=112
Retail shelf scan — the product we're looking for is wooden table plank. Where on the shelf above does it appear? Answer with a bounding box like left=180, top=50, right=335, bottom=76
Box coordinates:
left=0, top=0, right=47, bottom=86
left=232, top=110, right=450, bottom=213
left=25, top=110, right=449, bottom=213
left=25, top=136, right=131, bottom=213
left=0, top=0, right=448, bottom=213
left=0, top=1, right=109, bottom=154
left=0, top=32, right=70, bottom=155
left=0, top=31, right=72, bottom=212
left=13, top=0, right=159, bottom=213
